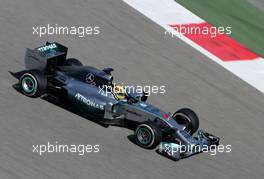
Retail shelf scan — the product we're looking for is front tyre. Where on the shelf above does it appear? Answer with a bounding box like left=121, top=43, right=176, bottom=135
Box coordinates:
left=135, top=121, right=162, bottom=149
left=173, top=108, right=199, bottom=135
left=19, top=70, right=47, bottom=98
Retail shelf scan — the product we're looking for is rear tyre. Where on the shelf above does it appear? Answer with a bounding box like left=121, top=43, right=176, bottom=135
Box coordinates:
left=135, top=121, right=162, bottom=149
left=19, top=70, right=47, bottom=98
left=172, top=108, right=199, bottom=135
left=63, top=58, right=83, bottom=66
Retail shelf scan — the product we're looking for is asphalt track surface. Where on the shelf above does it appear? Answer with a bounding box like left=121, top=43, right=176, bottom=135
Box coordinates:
left=1, top=0, right=264, bottom=178
left=248, top=0, right=264, bottom=11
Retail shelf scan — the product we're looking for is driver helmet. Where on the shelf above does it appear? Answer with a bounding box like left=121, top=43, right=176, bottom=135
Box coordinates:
left=113, top=84, right=126, bottom=100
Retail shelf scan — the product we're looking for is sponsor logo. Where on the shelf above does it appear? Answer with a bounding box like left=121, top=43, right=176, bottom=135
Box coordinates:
left=75, top=93, right=104, bottom=110
left=86, top=73, right=94, bottom=83
left=37, top=43, right=57, bottom=52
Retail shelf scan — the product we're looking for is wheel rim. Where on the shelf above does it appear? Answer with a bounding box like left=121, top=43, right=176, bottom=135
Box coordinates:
left=136, top=127, right=152, bottom=145
left=22, top=76, right=36, bottom=94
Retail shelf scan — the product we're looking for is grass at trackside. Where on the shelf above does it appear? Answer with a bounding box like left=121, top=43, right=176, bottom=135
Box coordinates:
left=175, top=0, right=264, bottom=57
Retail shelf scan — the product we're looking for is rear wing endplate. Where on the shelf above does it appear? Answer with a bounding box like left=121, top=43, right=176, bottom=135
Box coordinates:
left=25, top=42, right=68, bottom=72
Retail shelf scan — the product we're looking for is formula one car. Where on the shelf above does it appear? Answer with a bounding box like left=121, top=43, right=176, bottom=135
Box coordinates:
left=10, top=42, right=219, bottom=160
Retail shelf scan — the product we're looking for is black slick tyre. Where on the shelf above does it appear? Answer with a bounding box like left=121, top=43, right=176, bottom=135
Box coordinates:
left=135, top=121, right=162, bottom=149
left=172, top=108, right=199, bottom=135
left=19, top=70, right=47, bottom=98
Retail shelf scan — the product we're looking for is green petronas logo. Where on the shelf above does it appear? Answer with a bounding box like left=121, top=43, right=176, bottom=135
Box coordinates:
left=75, top=93, right=104, bottom=110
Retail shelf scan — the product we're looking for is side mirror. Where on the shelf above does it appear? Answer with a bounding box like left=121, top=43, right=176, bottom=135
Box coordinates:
left=102, top=68, right=114, bottom=75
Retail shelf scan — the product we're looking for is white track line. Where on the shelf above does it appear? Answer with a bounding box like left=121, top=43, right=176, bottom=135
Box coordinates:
left=124, top=0, right=264, bottom=93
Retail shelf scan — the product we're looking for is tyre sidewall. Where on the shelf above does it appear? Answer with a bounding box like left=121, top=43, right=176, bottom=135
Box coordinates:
left=173, top=108, right=199, bottom=135
left=19, top=70, right=46, bottom=97
left=135, top=121, right=162, bottom=149
left=20, top=73, right=38, bottom=97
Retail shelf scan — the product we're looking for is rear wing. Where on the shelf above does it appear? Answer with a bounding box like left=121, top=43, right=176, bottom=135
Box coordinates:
left=25, top=42, right=68, bottom=72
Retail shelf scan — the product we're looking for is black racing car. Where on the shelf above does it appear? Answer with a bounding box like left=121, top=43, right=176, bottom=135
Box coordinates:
left=10, top=42, right=219, bottom=160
